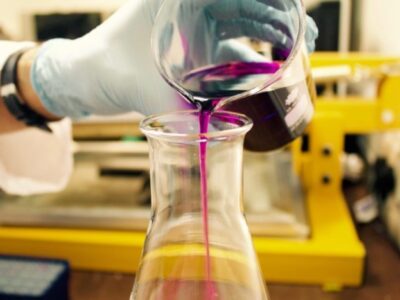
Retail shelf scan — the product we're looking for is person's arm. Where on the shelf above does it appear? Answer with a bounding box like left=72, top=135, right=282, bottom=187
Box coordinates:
left=2, top=0, right=319, bottom=131
left=0, top=48, right=60, bottom=134
left=4, top=0, right=318, bottom=126
left=0, top=42, right=73, bottom=196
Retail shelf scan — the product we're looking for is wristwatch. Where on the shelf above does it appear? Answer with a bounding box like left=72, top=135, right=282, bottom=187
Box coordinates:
left=0, top=49, right=51, bottom=132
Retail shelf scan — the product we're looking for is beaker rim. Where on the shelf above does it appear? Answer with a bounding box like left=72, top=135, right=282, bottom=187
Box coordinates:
left=140, top=110, right=253, bottom=142
left=151, top=0, right=306, bottom=108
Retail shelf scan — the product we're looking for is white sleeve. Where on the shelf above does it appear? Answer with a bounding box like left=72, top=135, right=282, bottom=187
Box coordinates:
left=0, top=41, right=73, bottom=196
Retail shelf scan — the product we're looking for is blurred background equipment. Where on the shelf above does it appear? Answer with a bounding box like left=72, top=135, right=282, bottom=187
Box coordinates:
left=0, top=0, right=400, bottom=297
left=8, top=53, right=400, bottom=289
left=0, top=0, right=123, bottom=41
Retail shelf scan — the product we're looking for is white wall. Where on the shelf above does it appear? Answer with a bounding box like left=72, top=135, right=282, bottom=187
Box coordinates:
left=359, top=0, right=400, bottom=54
left=0, top=0, right=127, bottom=40
left=2, top=0, right=397, bottom=53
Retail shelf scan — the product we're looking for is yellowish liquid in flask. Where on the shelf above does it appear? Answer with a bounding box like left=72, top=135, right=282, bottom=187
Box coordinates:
left=132, top=243, right=267, bottom=300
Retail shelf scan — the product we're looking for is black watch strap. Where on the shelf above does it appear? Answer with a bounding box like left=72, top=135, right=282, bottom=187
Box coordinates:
left=0, top=50, right=51, bottom=132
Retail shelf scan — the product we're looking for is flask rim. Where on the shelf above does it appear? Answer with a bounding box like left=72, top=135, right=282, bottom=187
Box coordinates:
left=140, top=110, right=253, bottom=142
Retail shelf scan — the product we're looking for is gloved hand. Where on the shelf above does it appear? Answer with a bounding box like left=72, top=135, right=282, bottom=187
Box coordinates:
left=32, top=0, right=318, bottom=119
left=170, top=0, right=318, bottom=69
left=31, top=0, right=182, bottom=119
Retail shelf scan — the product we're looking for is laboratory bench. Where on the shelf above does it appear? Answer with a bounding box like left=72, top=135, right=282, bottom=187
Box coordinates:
left=69, top=184, right=400, bottom=300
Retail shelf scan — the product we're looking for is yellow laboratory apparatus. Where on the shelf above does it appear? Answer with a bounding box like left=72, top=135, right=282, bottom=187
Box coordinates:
left=1, top=53, right=400, bottom=290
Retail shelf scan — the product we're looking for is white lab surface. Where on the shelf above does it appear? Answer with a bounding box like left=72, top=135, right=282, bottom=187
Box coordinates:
left=0, top=41, right=72, bottom=195
left=358, top=0, right=400, bottom=54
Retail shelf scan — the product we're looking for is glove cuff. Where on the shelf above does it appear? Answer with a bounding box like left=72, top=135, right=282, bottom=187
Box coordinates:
left=31, top=39, right=90, bottom=119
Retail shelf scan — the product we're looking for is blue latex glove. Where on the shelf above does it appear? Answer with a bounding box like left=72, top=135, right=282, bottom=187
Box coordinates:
left=31, top=0, right=181, bottom=119
left=215, top=15, right=318, bottom=64
left=172, top=0, right=318, bottom=69
left=305, top=16, right=319, bottom=52
left=31, top=0, right=318, bottom=119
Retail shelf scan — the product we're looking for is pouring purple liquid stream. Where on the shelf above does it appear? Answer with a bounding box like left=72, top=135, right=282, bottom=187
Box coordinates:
left=180, top=57, right=314, bottom=298
left=198, top=110, right=217, bottom=299
left=192, top=61, right=286, bottom=299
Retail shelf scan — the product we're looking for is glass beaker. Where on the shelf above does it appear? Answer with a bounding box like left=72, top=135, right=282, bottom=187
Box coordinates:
left=152, top=0, right=316, bottom=152
left=130, top=111, right=269, bottom=300
left=222, top=44, right=316, bottom=151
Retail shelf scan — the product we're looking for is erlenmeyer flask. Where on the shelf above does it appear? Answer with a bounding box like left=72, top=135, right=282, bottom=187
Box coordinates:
left=131, top=111, right=269, bottom=300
